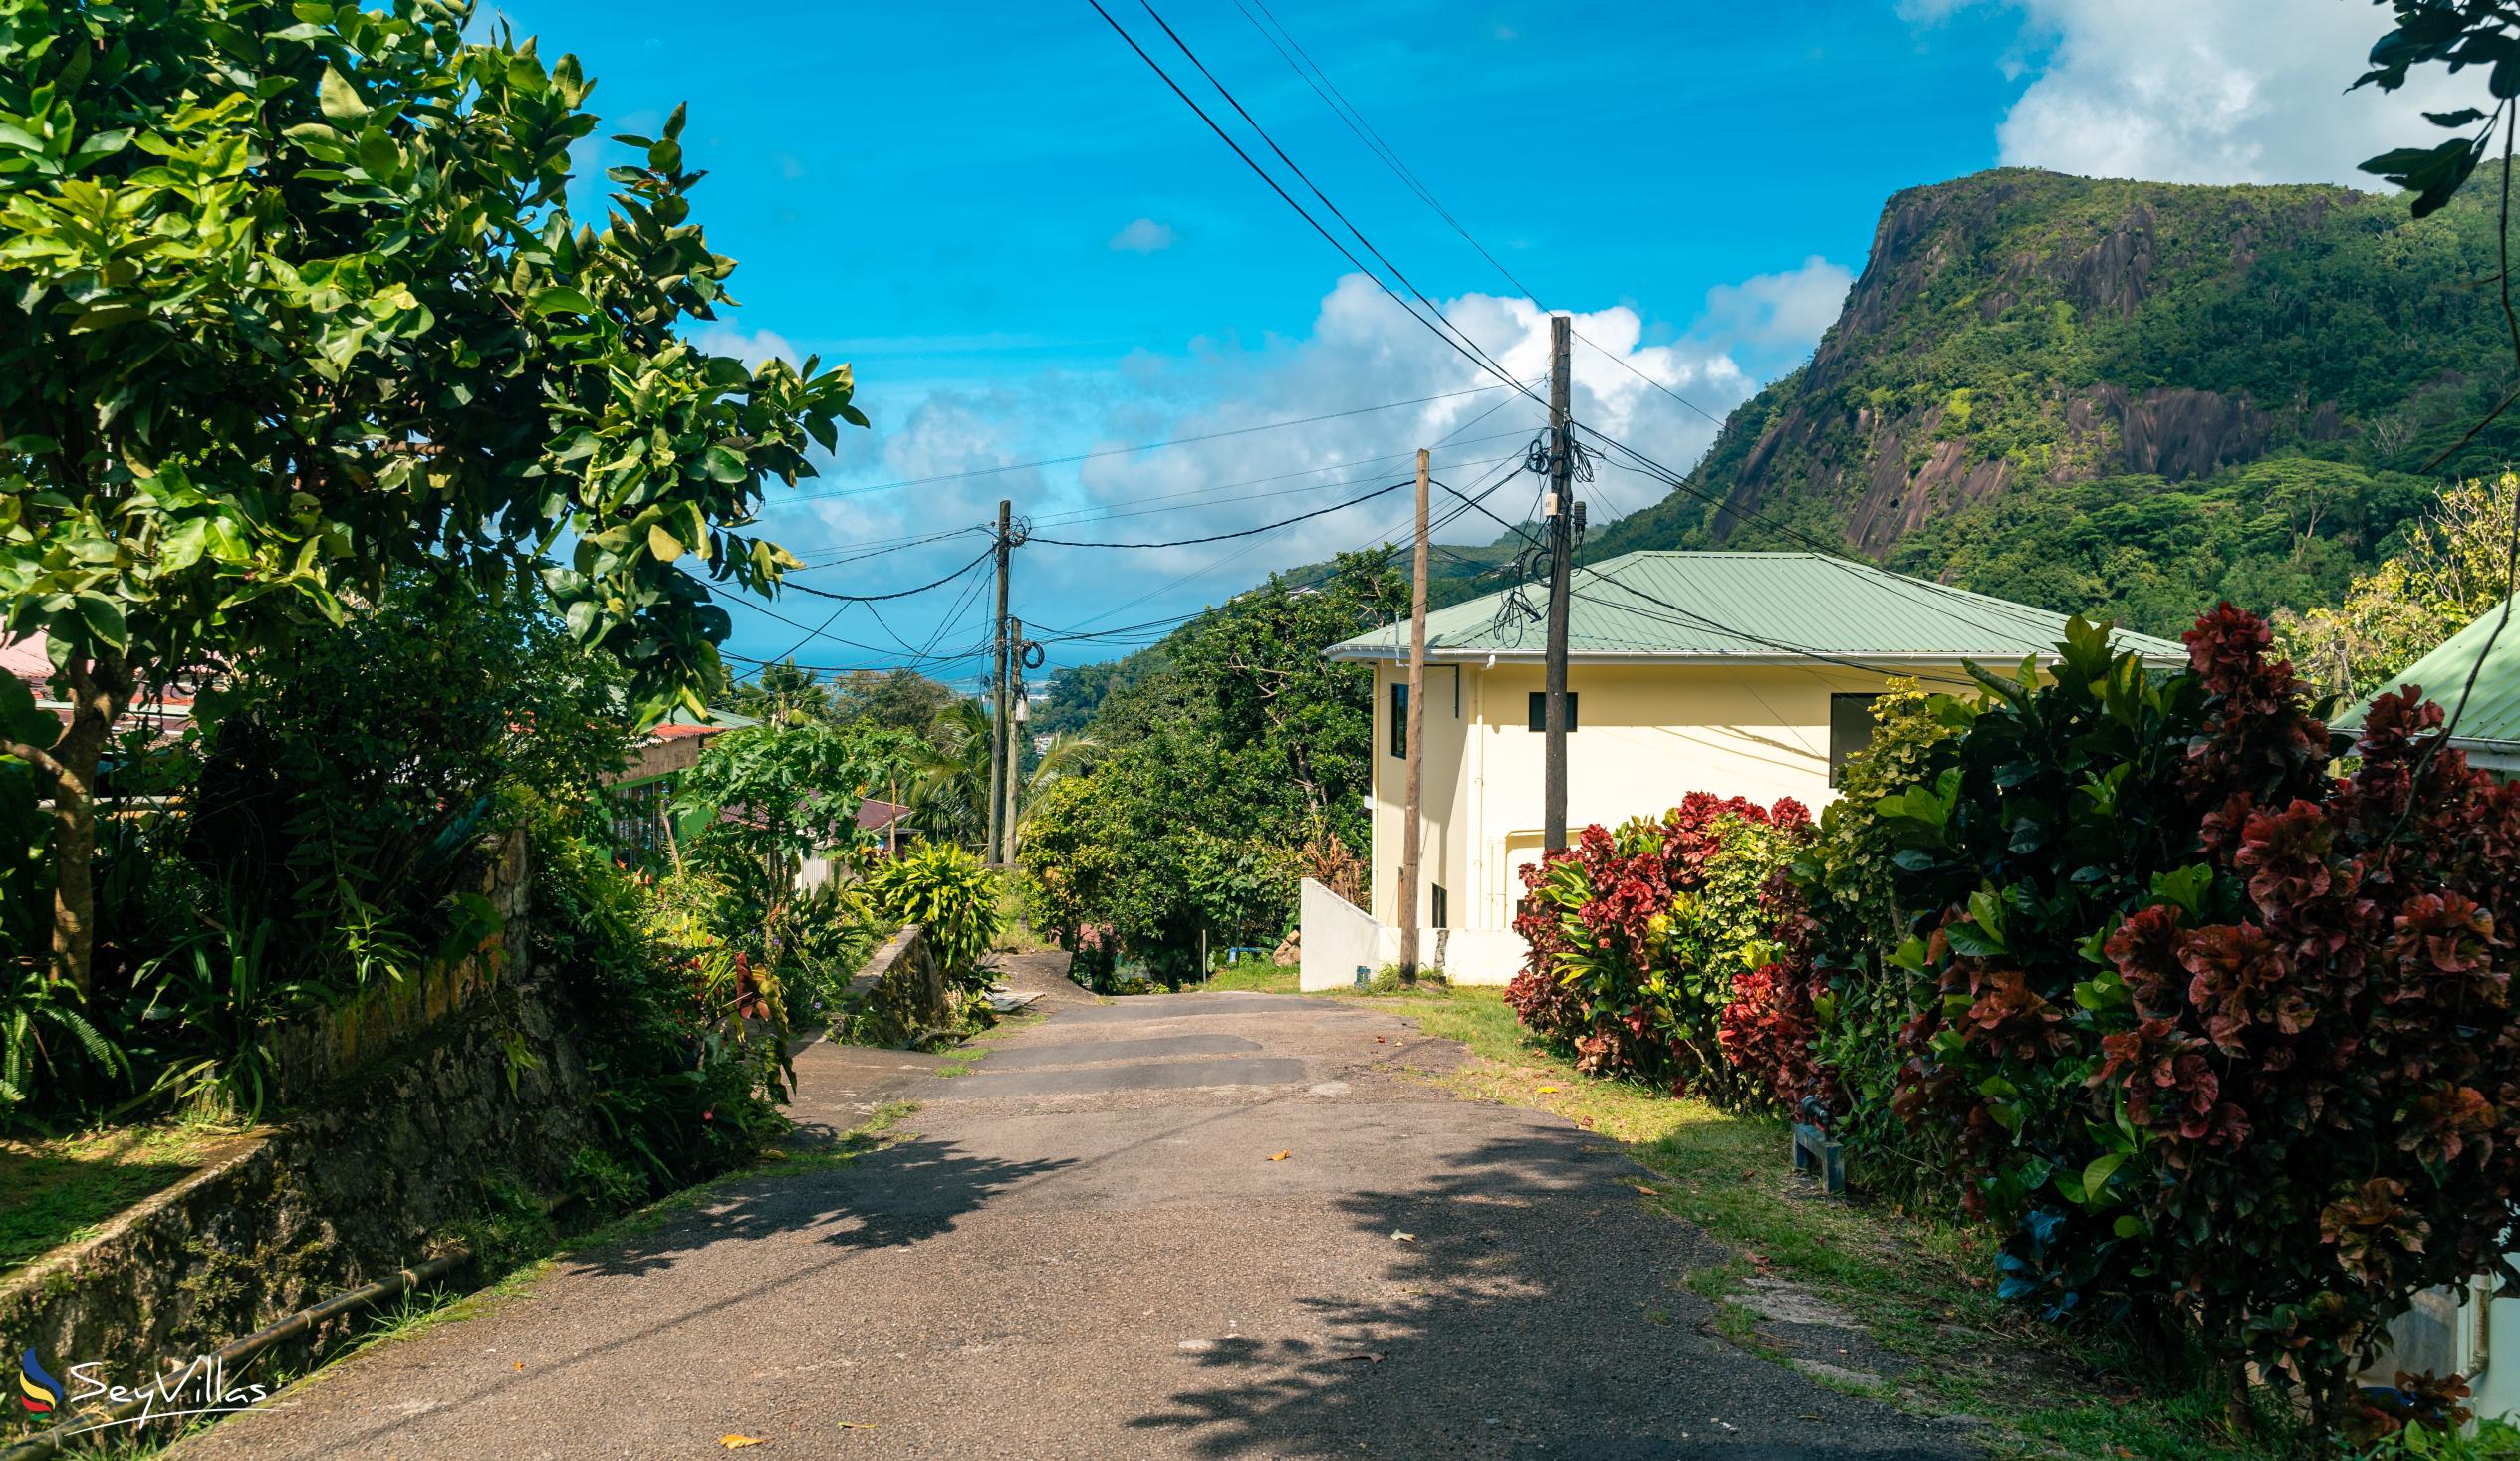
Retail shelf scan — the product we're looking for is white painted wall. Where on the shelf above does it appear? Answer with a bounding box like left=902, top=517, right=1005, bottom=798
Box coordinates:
left=1297, top=879, right=1526, bottom=990
left=1362, top=658, right=1915, bottom=936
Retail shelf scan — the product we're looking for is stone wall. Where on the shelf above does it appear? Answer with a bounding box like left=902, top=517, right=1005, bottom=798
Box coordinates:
left=836, top=924, right=953, bottom=1046
left=0, top=836, right=597, bottom=1393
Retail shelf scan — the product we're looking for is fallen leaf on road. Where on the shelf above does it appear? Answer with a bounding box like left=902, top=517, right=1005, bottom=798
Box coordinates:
left=512, top=1361, right=523, bottom=1371
left=1633, top=1184, right=1660, bottom=1197
left=720, top=1437, right=768, bottom=1450
left=836, top=1421, right=878, bottom=1431
left=1391, top=1230, right=1415, bottom=1242
left=1335, top=1351, right=1388, bottom=1363
left=1537, top=1086, right=1560, bottom=1094
left=1374, top=1035, right=1387, bottom=1044
left=1267, top=1150, right=1291, bottom=1161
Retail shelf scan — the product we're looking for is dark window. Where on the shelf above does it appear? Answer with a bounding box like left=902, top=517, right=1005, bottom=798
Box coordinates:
left=1526, top=691, right=1578, bottom=732
left=1430, top=883, right=1448, bottom=930
left=1389, top=683, right=1408, bottom=758
left=1830, top=693, right=1881, bottom=787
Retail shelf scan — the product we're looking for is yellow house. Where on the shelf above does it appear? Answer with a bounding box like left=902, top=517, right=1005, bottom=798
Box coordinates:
left=1296, top=550, right=2185, bottom=990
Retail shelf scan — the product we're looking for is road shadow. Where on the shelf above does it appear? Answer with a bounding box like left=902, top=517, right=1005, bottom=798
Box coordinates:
left=576, top=1132, right=1074, bottom=1279
left=1127, top=1125, right=1977, bottom=1461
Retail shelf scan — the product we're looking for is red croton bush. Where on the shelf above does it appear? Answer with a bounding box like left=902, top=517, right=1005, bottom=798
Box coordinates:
left=1508, top=791, right=1812, bottom=1105
left=1864, top=608, right=2520, bottom=1419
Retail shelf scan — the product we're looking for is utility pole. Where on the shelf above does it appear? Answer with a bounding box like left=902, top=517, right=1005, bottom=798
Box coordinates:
left=1001, top=616, right=1023, bottom=865
left=1397, top=447, right=1429, bottom=982
left=1544, top=314, right=1575, bottom=852
left=987, top=499, right=1011, bottom=865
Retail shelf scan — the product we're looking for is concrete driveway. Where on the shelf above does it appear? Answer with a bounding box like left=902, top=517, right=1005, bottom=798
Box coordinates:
left=176, top=961, right=1975, bottom=1459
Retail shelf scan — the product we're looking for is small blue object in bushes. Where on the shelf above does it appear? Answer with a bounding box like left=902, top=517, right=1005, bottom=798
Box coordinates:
left=1792, top=1121, right=1845, bottom=1195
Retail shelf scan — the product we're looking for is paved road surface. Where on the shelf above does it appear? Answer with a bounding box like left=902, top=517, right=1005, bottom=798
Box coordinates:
left=177, top=960, right=1976, bottom=1459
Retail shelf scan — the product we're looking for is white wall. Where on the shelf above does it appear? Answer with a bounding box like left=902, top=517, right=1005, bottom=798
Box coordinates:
left=1297, top=879, right=1524, bottom=990
left=1366, top=659, right=1907, bottom=935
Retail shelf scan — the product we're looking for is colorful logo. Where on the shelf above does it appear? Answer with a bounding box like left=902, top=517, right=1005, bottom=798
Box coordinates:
left=17, top=1348, right=62, bottom=1415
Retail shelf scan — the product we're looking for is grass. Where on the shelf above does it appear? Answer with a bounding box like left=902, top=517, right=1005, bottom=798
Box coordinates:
left=991, top=878, right=1063, bottom=956
left=1346, top=984, right=2306, bottom=1461
left=1196, top=959, right=1300, bottom=994
left=0, top=1122, right=250, bottom=1280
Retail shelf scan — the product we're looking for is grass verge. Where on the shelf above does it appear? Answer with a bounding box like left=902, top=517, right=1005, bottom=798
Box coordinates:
left=1347, top=984, right=2303, bottom=1461
left=0, top=1123, right=252, bottom=1281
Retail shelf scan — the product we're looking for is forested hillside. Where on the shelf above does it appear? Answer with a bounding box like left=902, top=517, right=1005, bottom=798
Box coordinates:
left=1588, top=164, right=2518, bottom=633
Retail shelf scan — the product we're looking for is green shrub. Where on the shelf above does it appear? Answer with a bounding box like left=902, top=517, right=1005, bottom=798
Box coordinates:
left=1833, top=609, right=2520, bottom=1423
left=1506, top=793, right=1813, bottom=1103
left=532, top=836, right=790, bottom=1201
left=866, top=841, right=1003, bottom=992
left=777, top=881, right=886, bottom=1027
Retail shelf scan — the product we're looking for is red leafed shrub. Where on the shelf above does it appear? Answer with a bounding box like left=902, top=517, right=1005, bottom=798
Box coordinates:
left=1863, top=609, right=2520, bottom=1420
left=1508, top=792, right=1811, bottom=1102
left=1717, top=868, right=1835, bottom=1112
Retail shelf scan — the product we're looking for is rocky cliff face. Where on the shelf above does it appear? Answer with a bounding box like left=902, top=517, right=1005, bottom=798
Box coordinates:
left=1601, top=166, right=2509, bottom=562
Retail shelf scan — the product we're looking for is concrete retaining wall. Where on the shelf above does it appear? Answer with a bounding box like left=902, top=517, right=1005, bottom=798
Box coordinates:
left=1297, top=879, right=1523, bottom=990
left=0, top=835, right=597, bottom=1405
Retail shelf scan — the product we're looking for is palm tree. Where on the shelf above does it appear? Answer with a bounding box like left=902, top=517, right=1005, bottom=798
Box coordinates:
left=907, top=702, right=1098, bottom=854
left=1012, top=732, right=1098, bottom=857
left=908, top=699, right=991, bottom=849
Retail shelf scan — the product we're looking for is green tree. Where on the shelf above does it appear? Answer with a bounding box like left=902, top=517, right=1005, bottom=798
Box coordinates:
left=670, top=722, right=894, bottom=942
left=729, top=660, right=835, bottom=727
left=1019, top=551, right=1403, bottom=977
left=829, top=668, right=958, bottom=733
left=0, top=1, right=865, bottom=990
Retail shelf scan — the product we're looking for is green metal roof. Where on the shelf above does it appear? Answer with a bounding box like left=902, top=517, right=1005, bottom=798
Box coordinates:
left=1326, top=551, right=2188, bottom=665
left=2338, top=600, right=2519, bottom=756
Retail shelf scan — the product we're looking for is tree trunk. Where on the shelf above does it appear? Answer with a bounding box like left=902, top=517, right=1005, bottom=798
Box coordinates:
left=46, top=654, right=134, bottom=997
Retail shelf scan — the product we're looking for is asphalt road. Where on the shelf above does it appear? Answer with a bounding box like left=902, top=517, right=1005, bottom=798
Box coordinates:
left=175, top=961, right=1977, bottom=1460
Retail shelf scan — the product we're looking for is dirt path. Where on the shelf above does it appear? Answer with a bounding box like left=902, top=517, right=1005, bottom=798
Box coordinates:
left=174, top=958, right=1975, bottom=1459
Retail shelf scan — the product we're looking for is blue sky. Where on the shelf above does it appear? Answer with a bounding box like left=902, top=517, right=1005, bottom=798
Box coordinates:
left=489, top=0, right=2466, bottom=691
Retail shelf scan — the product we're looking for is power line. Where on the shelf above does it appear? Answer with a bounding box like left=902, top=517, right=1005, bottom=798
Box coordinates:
left=1028, top=477, right=1406, bottom=548
left=1085, top=0, right=1548, bottom=418
left=778, top=544, right=996, bottom=603
left=766, top=382, right=1508, bottom=508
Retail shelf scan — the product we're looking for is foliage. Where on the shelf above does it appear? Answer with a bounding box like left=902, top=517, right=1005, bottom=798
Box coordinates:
left=1, top=575, right=631, bottom=1130
left=531, top=835, right=789, bottom=1201
left=184, top=571, right=628, bottom=992
left=1787, top=683, right=1966, bottom=1158
left=774, top=880, right=884, bottom=1027
left=1506, top=793, right=1812, bottom=1105
left=1883, top=459, right=2433, bottom=639
left=865, top=841, right=1002, bottom=993
left=828, top=668, right=961, bottom=734
left=1851, top=609, right=2520, bottom=1421
left=2276, top=472, right=2519, bottom=697
left=671, top=720, right=896, bottom=922
left=2354, top=0, right=2520, bottom=216
left=1017, top=552, right=1404, bottom=979
left=0, top=0, right=864, bottom=992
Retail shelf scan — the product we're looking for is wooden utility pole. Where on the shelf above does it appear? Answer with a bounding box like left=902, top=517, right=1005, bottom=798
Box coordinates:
left=987, top=499, right=1011, bottom=865
left=1397, top=447, right=1429, bottom=981
left=1544, top=314, right=1575, bottom=852
left=1001, top=616, right=1024, bottom=865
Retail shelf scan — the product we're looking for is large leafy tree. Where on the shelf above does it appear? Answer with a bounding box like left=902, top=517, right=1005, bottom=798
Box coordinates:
left=0, top=0, right=865, bottom=990
left=1019, top=551, right=1403, bottom=975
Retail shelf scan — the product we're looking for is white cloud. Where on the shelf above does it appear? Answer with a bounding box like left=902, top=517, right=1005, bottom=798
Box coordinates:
left=687, top=323, right=798, bottom=367
left=1918, top=0, right=2479, bottom=186
left=753, top=260, right=1848, bottom=661
left=1695, top=256, right=1854, bottom=363
left=1109, top=218, right=1176, bottom=253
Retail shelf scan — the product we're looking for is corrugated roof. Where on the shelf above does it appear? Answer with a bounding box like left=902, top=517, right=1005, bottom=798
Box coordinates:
left=2338, top=600, right=2519, bottom=754
left=1326, top=551, right=2188, bottom=665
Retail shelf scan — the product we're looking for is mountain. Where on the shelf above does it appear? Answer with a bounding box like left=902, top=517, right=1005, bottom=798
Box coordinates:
left=1589, top=165, right=2519, bottom=634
